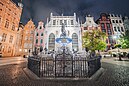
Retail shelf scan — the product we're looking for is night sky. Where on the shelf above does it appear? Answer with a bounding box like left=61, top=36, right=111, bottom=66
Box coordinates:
left=13, top=0, right=129, bottom=26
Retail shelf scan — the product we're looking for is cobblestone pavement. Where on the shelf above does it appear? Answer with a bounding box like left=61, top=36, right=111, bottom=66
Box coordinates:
left=0, top=59, right=129, bottom=86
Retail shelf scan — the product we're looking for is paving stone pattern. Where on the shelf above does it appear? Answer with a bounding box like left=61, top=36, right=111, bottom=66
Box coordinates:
left=0, top=62, right=129, bottom=86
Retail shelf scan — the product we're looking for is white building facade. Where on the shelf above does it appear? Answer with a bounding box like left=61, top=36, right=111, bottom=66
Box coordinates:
left=109, top=14, right=125, bottom=43
left=44, top=13, right=82, bottom=52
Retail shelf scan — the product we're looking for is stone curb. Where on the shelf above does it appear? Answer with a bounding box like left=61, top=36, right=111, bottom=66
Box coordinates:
left=23, top=67, right=105, bottom=81
left=23, top=68, right=40, bottom=80
left=89, top=68, right=105, bottom=81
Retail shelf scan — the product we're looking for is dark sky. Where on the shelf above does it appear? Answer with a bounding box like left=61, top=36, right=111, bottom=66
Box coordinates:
left=13, top=0, right=129, bottom=26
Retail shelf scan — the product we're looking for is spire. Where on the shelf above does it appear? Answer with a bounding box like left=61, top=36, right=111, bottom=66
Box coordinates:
left=18, top=0, right=23, bottom=8
left=47, top=17, right=49, bottom=24
left=78, top=18, right=80, bottom=23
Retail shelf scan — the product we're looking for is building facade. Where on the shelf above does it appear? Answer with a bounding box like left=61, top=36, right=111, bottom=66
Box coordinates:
left=34, top=21, right=44, bottom=50
left=96, top=13, right=114, bottom=49
left=15, top=23, right=24, bottom=56
left=81, top=15, right=98, bottom=35
left=22, top=20, right=35, bottom=57
left=44, top=13, right=82, bottom=52
left=123, top=16, right=129, bottom=31
left=109, top=14, right=125, bottom=44
left=0, top=0, right=23, bottom=57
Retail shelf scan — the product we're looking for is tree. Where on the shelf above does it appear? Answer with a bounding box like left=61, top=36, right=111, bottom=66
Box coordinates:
left=82, top=29, right=107, bottom=53
left=120, top=30, right=129, bottom=49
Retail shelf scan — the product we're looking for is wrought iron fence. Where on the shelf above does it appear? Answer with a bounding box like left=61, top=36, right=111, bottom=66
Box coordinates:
left=28, top=56, right=101, bottom=78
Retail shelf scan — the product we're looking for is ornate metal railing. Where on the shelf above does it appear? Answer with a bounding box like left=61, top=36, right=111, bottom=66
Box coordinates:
left=28, top=55, right=101, bottom=78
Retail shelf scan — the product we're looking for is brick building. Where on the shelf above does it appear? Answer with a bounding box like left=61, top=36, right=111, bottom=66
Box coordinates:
left=0, top=0, right=23, bottom=57
left=96, top=13, right=114, bottom=50
left=22, top=19, right=35, bottom=57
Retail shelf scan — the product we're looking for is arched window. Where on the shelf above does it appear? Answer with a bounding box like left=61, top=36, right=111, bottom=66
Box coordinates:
left=40, top=39, right=43, bottom=44
left=48, top=33, right=55, bottom=51
left=41, top=33, right=43, bottom=36
left=36, top=39, right=38, bottom=44
left=72, top=33, right=78, bottom=51
left=36, top=33, right=39, bottom=36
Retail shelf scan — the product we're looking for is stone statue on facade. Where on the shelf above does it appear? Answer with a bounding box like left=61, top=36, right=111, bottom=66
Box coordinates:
left=60, top=23, right=66, bottom=38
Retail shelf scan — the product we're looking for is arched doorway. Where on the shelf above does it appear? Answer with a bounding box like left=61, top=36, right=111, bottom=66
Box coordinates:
left=72, top=33, right=78, bottom=51
left=48, top=33, right=55, bottom=51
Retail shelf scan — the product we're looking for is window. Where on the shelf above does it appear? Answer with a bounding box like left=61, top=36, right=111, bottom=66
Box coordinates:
left=108, top=29, right=112, bottom=35
left=118, top=27, right=120, bottom=32
left=71, top=20, right=73, bottom=25
left=84, top=27, right=87, bottom=30
left=114, top=27, right=117, bottom=32
left=37, top=33, right=39, bottom=36
left=101, top=23, right=105, bottom=28
left=112, top=20, right=115, bottom=23
left=5, top=20, right=9, bottom=28
left=40, top=39, right=43, bottom=44
left=119, top=20, right=122, bottom=23
left=39, top=26, right=42, bottom=29
left=102, top=29, right=106, bottom=33
left=64, top=20, right=67, bottom=25
left=41, top=33, right=43, bottom=36
left=107, top=23, right=110, bottom=28
left=116, top=20, right=118, bottom=23
left=2, top=33, right=7, bottom=42
left=12, top=24, right=15, bottom=31
left=9, top=35, right=13, bottom=43
left=60, top=20, right=62, bottom=25
left=36, top=39, right=38, bottom=44
left=53, top=20, right=56, bottom=25
left=121, top=27, right=124, bottom=32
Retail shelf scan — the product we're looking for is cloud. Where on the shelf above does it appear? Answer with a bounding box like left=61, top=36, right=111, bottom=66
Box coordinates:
left=12, top=0, right=129, bottom=26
